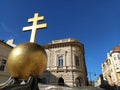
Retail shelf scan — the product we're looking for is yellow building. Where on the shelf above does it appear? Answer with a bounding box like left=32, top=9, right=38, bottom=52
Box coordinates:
left=102, top=45, right=120, bottom=86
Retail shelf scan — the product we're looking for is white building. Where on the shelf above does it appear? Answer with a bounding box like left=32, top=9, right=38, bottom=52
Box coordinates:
left=95, top=74, right=106, bottom=87
left=102, top=45, right=120, bottom=86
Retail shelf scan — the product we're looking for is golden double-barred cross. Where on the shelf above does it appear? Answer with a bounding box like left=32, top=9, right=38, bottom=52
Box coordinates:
left=23, top=13, right=47, bottom=42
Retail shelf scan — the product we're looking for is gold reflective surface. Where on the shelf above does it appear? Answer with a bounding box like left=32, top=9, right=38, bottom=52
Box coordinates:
left=6, top=43, right=47, bottom=80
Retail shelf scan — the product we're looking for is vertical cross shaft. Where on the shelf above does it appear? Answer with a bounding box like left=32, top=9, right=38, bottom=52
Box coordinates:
left=23, top=13, right=47, bottom=43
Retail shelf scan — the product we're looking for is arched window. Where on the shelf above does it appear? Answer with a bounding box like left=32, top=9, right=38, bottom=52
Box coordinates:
left=75, top=77, right=82, bottom=87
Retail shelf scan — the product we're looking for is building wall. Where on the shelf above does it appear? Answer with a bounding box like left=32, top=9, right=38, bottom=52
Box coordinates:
left=0, top=41, right=13, bottom=83
left=41, top=38, right=88, bottom=87
left=95, top=74, right=106, bottom=87
left=0, top=38, right=88, bottom=87
left=102, top=49, right=120, bottom=86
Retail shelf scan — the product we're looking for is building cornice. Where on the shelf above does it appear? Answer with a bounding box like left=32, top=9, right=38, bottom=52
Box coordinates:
left=0, top=40, right=13, bottom=49
left=43, top=41, right=84, bottom=50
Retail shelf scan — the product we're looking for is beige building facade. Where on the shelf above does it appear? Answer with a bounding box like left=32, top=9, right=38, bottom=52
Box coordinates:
left=40, top=38, right=88, bottom=87
left=102, top=45, right=120, bottom=86
left=0, top=40, right=14, bottom=83
left=0, top=38, right=88, bottom=87
left=95, top=74, right=105, bottom=87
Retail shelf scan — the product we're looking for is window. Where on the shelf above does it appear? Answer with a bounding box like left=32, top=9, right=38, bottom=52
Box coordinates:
left=113, top=55, right=117, bottom=60
left=58, top=56, right=63, bottom=66
left=75, top=56, right=80, bottom=66
left=116, top=67, right=119, bottom=69
left=0, top=59, right=6, bottom=71
left=117, top=54, right=120, bottom=60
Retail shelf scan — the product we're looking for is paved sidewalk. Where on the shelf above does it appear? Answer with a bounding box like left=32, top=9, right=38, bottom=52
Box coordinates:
left=38, top=84, right=105, bottom=90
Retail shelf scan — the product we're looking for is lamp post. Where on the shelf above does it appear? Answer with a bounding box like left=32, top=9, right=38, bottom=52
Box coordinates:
left=88, top=72, right=96, bottom=86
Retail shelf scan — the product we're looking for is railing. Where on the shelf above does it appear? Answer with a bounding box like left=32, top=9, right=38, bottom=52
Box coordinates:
left=0, top=76, right=36, bottom=90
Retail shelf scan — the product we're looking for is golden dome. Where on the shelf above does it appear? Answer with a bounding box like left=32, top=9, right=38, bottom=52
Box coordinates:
left=6, top=42, right=47, bottom=80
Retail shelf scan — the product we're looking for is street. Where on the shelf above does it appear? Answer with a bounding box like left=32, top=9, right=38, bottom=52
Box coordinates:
left=38, top=84, right=105, bottom=90
left=75, top=86, right=105, bottom=90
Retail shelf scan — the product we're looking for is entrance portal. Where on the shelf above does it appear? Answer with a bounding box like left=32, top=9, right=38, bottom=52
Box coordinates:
left=75, top=77, right=82, bottom=87
left=58, top=77, right=64, bottom=85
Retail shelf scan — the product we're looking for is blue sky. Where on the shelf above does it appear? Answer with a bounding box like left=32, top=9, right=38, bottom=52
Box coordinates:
left=0, top=0, right=120, bottom=81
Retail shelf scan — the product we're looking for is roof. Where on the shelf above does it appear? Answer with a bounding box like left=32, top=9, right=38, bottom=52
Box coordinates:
left=112, top=45, right=120, bottom=52
left=0, top=40, right=13, bottom=48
